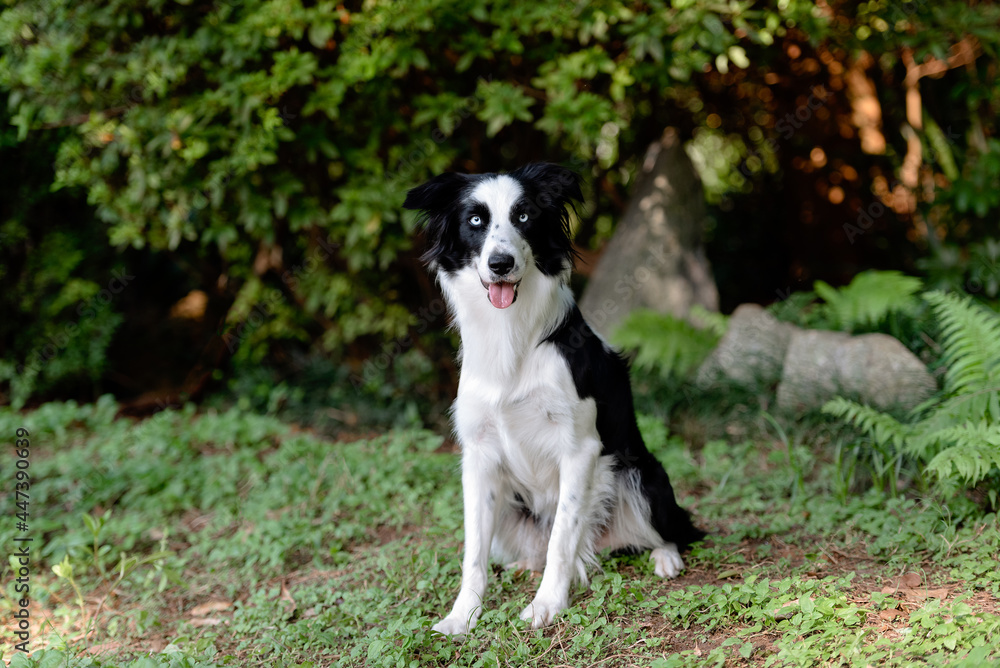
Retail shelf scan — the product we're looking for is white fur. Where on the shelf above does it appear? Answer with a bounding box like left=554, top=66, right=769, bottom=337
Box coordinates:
left=430, top=176, right=683, bottom=637
left=470, top=176, right=534, bottom=282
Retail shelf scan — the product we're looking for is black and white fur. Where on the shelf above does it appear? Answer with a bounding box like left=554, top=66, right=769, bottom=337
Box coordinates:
left=404, top=163, right=704, bottom=636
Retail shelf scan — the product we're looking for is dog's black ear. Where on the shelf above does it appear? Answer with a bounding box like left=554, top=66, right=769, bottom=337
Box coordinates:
left=404, top=171, right=472, bottom=269
left=403, top=171, right=472, bottom=214
left=509, top=162, right=583, bottom=210
left=509, top=163, right=583, bottom=273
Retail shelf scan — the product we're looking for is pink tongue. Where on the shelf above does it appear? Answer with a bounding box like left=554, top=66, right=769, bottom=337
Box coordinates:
left=488, top=282, right=515, bottom=309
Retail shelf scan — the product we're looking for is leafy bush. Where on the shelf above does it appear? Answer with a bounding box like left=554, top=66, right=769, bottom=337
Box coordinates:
left=921, top=139, right=1000, bottom=303
left=0, top=0, right=821, bottom=373
left=611, top=308, right=723, bottom=380
left=769, top=270, right=924, bottom=335
left=767, top=270, right=936, bottom=363
left=812, top=271, right=923, bottom=332
left=824, top=291, right=1000, bottom=504
left=921, top=238, right=1000, bottom=303
left=0, top=102, right=127, bottom=407
left=3, top=0, right=999, bottom=409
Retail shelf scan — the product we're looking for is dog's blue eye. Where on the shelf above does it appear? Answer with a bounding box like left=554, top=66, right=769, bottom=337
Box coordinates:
left=518, top=213, right=529, bottom=223
left=469, top=215, right=482, bottom=227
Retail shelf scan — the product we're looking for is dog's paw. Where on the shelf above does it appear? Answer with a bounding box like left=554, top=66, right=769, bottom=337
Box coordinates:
left=431, top=615, right=473, bottom=638
left=519, top=595, right=567, bottom=629
left=651, top=544, right=684, bottom=578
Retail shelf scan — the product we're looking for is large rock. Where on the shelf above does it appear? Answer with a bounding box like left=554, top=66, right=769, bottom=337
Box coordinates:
left=775, top=330, right=936, bottom=413
left=696, top=302, right=937, bottom=413
left=579, top=128, right=719, bottom=338
left=831, top=333, right=937, bottom=411
left=696, top=304, right=796, bottom=391
left=774, top=329, right=852, bottom=412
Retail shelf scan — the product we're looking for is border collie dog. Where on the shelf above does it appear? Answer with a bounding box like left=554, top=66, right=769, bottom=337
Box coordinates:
left=404, top=163, right=704, bottom=636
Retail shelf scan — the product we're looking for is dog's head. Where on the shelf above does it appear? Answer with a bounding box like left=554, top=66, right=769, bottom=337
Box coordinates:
left=403, top=163, right=582, bottom=309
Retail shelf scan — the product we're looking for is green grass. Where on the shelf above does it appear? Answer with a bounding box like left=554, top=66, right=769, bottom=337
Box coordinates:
left=1, top=398, right=999, bottom=667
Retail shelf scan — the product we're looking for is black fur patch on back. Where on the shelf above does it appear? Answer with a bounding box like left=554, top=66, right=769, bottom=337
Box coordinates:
left=543, top=305, right=706, bottom=551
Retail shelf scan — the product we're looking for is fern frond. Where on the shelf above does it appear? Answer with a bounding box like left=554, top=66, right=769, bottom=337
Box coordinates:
left=815, top=270, right=922, bottom=332
left=924, top=291, right=1000, bottom=407
left=612, top=309, right=720, bottom=379
left=822, top=397, right=912, bottom=450
left=766, top=290, right=819, bottom=328
left=924, top=390, right=1000, bottom=431
left=689, top=304, right=729, bottom=338
left=925, top=422, right=1000, bottom=487
left=824, top=290, right=1000, bottom=494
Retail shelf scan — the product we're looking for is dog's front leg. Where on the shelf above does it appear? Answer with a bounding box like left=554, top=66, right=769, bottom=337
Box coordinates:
left=433, top=449, right=499, bottom=637
left=520, top=438, right=599, bottom=629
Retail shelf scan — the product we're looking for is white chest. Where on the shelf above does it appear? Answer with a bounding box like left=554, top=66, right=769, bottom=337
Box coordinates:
left=454, top=342, right=599, bottom=502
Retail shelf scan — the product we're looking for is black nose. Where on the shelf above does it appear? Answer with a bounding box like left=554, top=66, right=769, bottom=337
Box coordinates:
left=488, top=253, right=515, bottom=275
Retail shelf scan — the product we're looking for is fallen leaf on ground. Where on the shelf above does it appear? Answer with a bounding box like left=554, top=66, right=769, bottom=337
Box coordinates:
left=190, top=600, right=233, bottom=616
left=903, top=588, right=950, bottom=602
left=881, top=572, right=923, bottom=593
left=279, top=580, right=298, bottom=618
left=190, top=617, right=226, bottom=627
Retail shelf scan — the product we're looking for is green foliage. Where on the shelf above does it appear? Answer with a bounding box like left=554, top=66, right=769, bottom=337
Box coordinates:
left=824, top=291, right=1000, bottom=501
left=813, top=271, right=923, bottom=332
left=611, top=309, right=721, bottom=379
left=0, top=99, right=127, bottom=408
left=824, top=399, right=910, bottom=452
left=3, top=0, right=998, bottom=406
left=922, top=137, right=1000, bottom=303
left=0, top=0, right=821, bottom=381
left=217, top=347, right=448, bottom=433
left=926, top=290, right=1000, bottom=412
left=5, top=397, right=1000, bottom=665
left=767, top=271, right=935, bottom=366
left=0, top=273, right=123, bottom=409
left=689, top=303, right=729, bottom=338
left=921, top=238, right=1000, bottom=303
left=950, top=139, right=1000, bottom=219
left=925, top=423, right=1000, bottom=497
left=823, top=397, right=918, bottom=496
left=771, top=270, right=924, bottom=335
